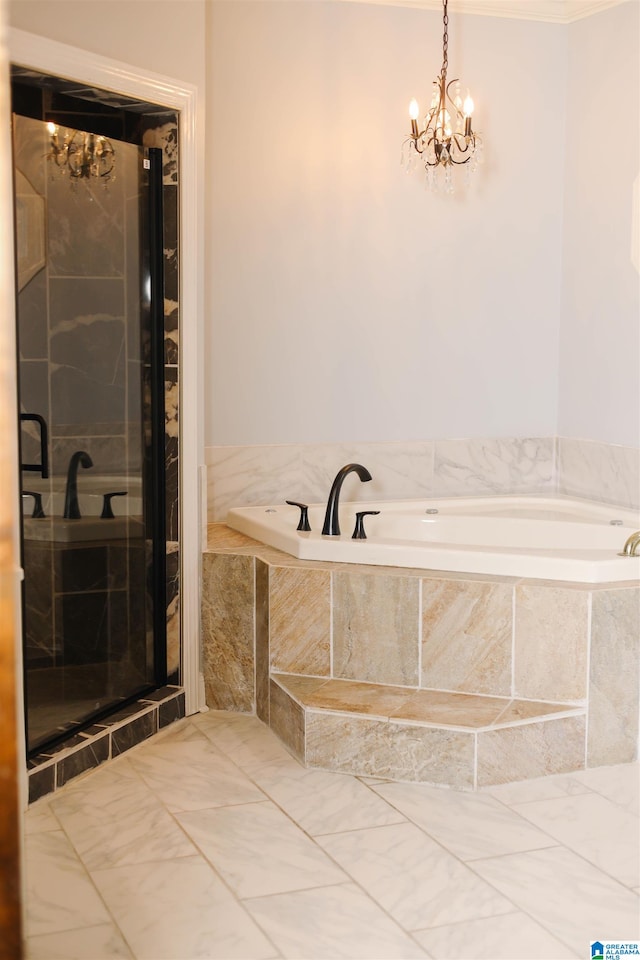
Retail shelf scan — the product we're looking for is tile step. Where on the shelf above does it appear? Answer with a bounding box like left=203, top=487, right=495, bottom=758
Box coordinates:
left=269, top=674, right=587, bottom=789
left=271, top=673, right=584, bottom=731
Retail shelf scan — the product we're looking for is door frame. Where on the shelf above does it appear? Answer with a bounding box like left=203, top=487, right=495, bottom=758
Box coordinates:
left=8, top=27, right=202, bottom=719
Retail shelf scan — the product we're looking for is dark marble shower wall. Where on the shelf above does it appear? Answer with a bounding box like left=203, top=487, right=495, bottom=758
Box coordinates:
left=13, top=77, right=181, bottom=681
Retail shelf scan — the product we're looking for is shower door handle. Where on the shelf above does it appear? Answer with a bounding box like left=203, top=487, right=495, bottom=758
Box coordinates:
left=19, top=413, right=49, bottom=478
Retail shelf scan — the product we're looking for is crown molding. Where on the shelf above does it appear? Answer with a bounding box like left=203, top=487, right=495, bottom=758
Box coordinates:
left=338, top=0, right=632, bottom=23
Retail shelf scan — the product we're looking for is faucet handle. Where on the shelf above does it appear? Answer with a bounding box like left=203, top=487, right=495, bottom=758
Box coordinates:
left=23, top=490, right=46, bottom=519
left=101, top=491, right=128, bottom=519
left=352, top=510, right=380, bottom=540
left=285, top=500, right=311, bottom=532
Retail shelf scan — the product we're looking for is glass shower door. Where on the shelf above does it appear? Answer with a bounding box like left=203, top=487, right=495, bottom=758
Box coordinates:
left=13, top=114, right=166, bottom=754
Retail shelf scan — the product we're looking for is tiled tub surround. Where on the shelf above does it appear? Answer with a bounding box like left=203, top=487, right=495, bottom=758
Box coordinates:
left=27, top=686, right=185, bottom=803
left=205, top=435, right=640, bottom=522
left=203, top=524, right=639, bottom=789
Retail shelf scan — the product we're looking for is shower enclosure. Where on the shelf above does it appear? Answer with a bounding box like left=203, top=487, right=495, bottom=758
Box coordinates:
left=12, top=80, right=169, bottom=756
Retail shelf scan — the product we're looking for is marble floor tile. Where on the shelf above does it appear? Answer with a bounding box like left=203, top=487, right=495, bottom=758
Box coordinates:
left=50, top=760, right=197, bottom=871
left=511, top=792, right=640, bottom=887
left=128, top=736, right=267, bottom=811
left=470, top=846, right=640, bottom=956
left=91, top=856, right=278, bottom=960
left=244, top=883, right=427, bottom=959
left=176, top=800, right=347, bottom=898
left=247, top=756, right=406, bottom=835
left=316, top=822, right=514, bottom=930
left=25, top=923, right=133, bottom=959
left=485, top=770, right=592, bottom=805
left=24, top=798, right=60, bottom=834
left=412, top=911, right=579, bottom=959
left=372, top=780, right=556, bottom=860
left=571, top=761, right=640, bottom=815
left=195, top=709, right=294, bottom=768
left=25, top=830, right=111, bottom=938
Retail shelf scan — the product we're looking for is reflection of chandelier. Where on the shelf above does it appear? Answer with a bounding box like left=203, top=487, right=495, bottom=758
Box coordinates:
left=46, top=123, right=116, bottom=182
left=402, top=0, right=482, bottom=193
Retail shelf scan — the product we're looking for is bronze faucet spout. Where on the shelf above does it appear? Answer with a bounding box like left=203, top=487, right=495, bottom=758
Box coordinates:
left=322, top=463, right=372, bottom=537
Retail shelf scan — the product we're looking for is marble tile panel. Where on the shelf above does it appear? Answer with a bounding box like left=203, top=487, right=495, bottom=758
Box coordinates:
left=255, top=558, right=270, bottom=723
left=316, top=822, right=513, bottom=931
left=412, top=912, right=578, bottom=959
left=243, top=883, right=427, bottom=959
left=333, top=570, right=420, bottom=685
left=28, top=765, right=56, bottom=804
left=50, top=759, right=197, bottom=870
left=304, top=678, right=415, bottom=718
left=476, top=715, right=586, bottom=787
left=570, top=761, right=639, bottom=816
left=470, top=846, right=640, bottom=956
left=269, top=566, right=331, bottom=676
left=511, top=791, right=640, bottom=888
left=56, top=734, right=110, bottom=787
left=432, top=437, right=555, bottom=497
left=176, top=801, right=347, bottom=898
left=206, top=444, right=303, bottom=522
left=514, top=583, right=589, bottom=701
left=165, top=542, right=180, bottom=679
left=201, top=552, right=255, bottom=711
left=306, top=711, right=475, bottom=788
left=587, top=588, right=640, bottom=766
left=25, top=830, right=110, bottom=938
left=18, top=269, right=48, bottom=359
left=558, top=437, right=640, bottom=510
left=392, top=689, right=507, bottom=727
left=246, top=756, right=406, bottom=835
left=128, top=736, right=266, bottom=812
left=372, top=781, right=555, bottom=860
left=47, top=162, right=126, bottom=278
left=111, top=711, right=157, bottom=757
left=421, top=579, right=513, bottom=696
left=26, top=923, right=133, bottom=960
left=269, top=678, right=306, bottom=760
left=298, top=440, right=435, bottom=504
left=91, top=856, right=277, bottom=960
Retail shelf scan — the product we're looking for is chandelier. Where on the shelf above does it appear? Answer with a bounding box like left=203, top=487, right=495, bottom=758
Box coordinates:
left=402, top=0, right=482, bottom=192
left=46, top=123, right=116, bottom=183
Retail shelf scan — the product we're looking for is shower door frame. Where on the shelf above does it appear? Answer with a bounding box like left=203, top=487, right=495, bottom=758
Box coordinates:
left=8, top=28, right=202, bottom=728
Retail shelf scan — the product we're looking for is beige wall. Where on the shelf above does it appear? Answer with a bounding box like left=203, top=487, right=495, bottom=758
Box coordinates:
left=206, top=0, right=566, bottom=445
left=559, top=1, right=639, bottom=447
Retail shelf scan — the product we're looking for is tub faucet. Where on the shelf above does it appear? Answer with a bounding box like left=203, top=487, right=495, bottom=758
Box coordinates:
left=619, top=531, right=640, bottom=557
left=63, top=450, right=93, bottom=519
left=322, top=463, right=372, bottom=536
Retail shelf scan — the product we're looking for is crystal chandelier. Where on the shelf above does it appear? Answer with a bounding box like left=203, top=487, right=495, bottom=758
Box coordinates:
left=402, top=0, right=482, bottom=192
left=46, top=123, right=116, bottom=183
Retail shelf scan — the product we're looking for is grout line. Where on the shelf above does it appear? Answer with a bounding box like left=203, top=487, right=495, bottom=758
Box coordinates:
left=584, top=589, right=593, bottom=770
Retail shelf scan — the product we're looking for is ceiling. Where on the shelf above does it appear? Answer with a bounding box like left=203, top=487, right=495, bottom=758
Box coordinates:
left=339, top=0, right=630, bottom=22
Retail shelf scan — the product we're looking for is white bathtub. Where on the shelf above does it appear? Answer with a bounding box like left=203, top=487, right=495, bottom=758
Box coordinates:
left=226, top=496, right=640, bottom=583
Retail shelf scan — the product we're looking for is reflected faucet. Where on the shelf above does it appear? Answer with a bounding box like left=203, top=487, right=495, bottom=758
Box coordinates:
left=322, top=463, right=372, bottom=536
left=63, top=451, right=93, bottom=519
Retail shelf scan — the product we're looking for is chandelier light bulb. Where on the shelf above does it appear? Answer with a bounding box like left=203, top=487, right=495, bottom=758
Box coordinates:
left=401, top=0, right=482, bottom=192
left=47, top=122, right=57, bottom=135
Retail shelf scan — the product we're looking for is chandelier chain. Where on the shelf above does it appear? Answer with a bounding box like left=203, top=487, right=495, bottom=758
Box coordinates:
left=441, top=0, right=448, bottom=80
